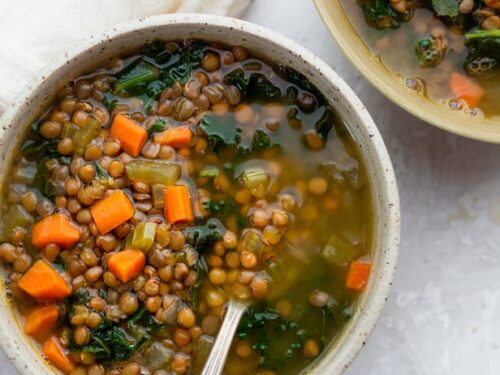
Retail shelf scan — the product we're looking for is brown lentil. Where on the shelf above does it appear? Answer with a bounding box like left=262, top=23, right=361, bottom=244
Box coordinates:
left=58, top=137, right=74, bottom=155
left=119, top=292, right=139, bottom=315
left=177, top=308, right=196, bottom=328
left=103, top=140, right=121, bottom=156
left=21, top=191, right=38, bottom=212
left=84, top=145, right=103, bottom=161
left=173, top=328, right=191, bottom=346
left=40, top=121, right=62, bottom=139
left=304, top=339, right=320, bottom=358
left=202, top=52, right=221, bottom=72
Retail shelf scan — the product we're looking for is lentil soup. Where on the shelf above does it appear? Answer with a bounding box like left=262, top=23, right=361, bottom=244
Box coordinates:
left=0, top=40, right=373, bottom=375
left=342, top=0, right=500, bottom=118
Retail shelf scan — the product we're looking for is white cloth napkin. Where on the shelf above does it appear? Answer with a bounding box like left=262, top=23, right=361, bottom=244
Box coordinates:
left=0, top=0, right=250, bottom=112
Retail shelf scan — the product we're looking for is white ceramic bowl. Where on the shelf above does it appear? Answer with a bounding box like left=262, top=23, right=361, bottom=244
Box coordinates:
left=0, top=14, right=400, bottom=374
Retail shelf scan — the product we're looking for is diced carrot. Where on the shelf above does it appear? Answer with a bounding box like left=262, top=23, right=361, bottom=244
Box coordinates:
left=24, top=305, right=59, bottom=337
left=42, top=336, right=75, bottom=374
left=324, top=196, right=338, bottom=212
left=31, top=213, right=80, bottom=249
left=110, top=113, right=147, bottom=157
left=346, top=260, right=371, bottom=292
left=90, top=190, right=135, bottom=235
left=164, top=185, right=193, bottom=225
left=108, top=249, right=146, bottom=283
left=154, top=127, right=192, bottom=148
left=18, top=260, right=71, bottom=300
left=450, top=72, right=485, bottom=108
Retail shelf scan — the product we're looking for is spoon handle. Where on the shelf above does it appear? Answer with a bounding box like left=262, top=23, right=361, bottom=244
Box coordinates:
left=201, top=301, right=247, bottom=375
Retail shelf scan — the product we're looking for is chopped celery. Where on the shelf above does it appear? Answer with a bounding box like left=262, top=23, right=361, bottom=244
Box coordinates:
left=125, top=160, right=181, bottom=186
left=0, top=205, right=34, bottom=241
left=115, top=61, right=159, bottom=94
left=151, top=184, right=165, bottom=209
left=126, top=222, right=158, bottom=251
left=192, top=335, right=215, bottom=374
left=14, top=162, right=37, bottom=185
left=241, top=229, right=264, bottom=256
left=265, top=254, right=302, bottom=301
left=320, top=234, right=359, bottom=267
left=73, top=116, right=101, bottom=156
left=240, top=167, right=269, bottom=190
left=60, top=121, right=79, bottom=138
left=199, top=166, right=220, bottom=178
left=145, top=342, right=173, bottom=371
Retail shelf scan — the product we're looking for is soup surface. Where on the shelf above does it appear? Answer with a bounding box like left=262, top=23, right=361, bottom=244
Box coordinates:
left=342, top=0, right=500, bottom=118
left=0, top=40, right=372, bottom=375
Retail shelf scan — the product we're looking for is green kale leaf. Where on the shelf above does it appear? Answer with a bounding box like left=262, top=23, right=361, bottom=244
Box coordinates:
left=102, top=92, right=120, bottom=111
left=142, top=40, right=173, bottom=65
left=224, top=68, right=249, bottom=95
left=68, top=288, right=92, bottom=305
left=252, top=129, right=273, bottom=151
left=93, top=161, right=110, bottom=180
left=187, top=260, right=207, bottom=311
left=362, top=0, right=403, bottom=29
left=224, top=69, right=282, bottom=101
left=431, top=0, right=459, bottom=17
left=415, top=35, right=446, bottom=68
left=199, top=115, right=242, bottom=152
left=464, top=29, right=500, bottom=77
left=115, top=61, right=159, bottom=95
left=21, top=138, right=58, bottom=161
left=76, top=317, right=149, bottom=362
left=184, top=218, right=225, bottom=253
left=146, top=80, right=167, bottom=99
left=277, top=66, right=324, bottom=103
left=110, top=41, right=205, bottom=99
left=237, top=308, right=306, bottom=369
left=320, top=300, right=353, bottom=345
left=314, top=106, right=335, bottom=141
left=146, top=119, right=167, bottom=139
left=203, top=198, right=237, bottom=218
left=278, top=66, right=316, bottom=93
left=238, top=308, right=281, bottom=340
left=249, top=73, right=282, bottom=101
left=126, top=306, right=165, bottom=335
left=106, top=327, right=148, bottom=362
left=160, top=41, right=205, bottom=86
left=21, top=134, right=59, bottom=201
left=33, top=162, right=56, bottom=201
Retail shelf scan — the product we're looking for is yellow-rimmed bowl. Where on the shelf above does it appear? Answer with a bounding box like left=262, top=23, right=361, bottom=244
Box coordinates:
left=314, top=0, right=500, bottom=143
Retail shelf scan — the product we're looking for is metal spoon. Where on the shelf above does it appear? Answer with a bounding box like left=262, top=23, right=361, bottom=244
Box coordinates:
left=201, top=300, right=248, bottom=375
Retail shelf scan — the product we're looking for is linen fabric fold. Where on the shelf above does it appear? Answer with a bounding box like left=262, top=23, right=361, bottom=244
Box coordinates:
left=0, top=0, right=250, bottom=113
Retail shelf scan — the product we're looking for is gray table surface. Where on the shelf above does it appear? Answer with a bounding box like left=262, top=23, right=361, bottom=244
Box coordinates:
left=2, top=1, right=500, bottom=374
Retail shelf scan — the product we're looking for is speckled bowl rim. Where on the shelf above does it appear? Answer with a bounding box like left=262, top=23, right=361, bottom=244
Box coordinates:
left=0, top=14, right=400, bottom=375
left=314, top=0, right=500, bottom=144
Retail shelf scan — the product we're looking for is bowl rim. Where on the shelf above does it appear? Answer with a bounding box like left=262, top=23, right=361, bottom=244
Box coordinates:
left=313, top=0, right=500, bottom=144
left=0, top=13, right=400, bottom=375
